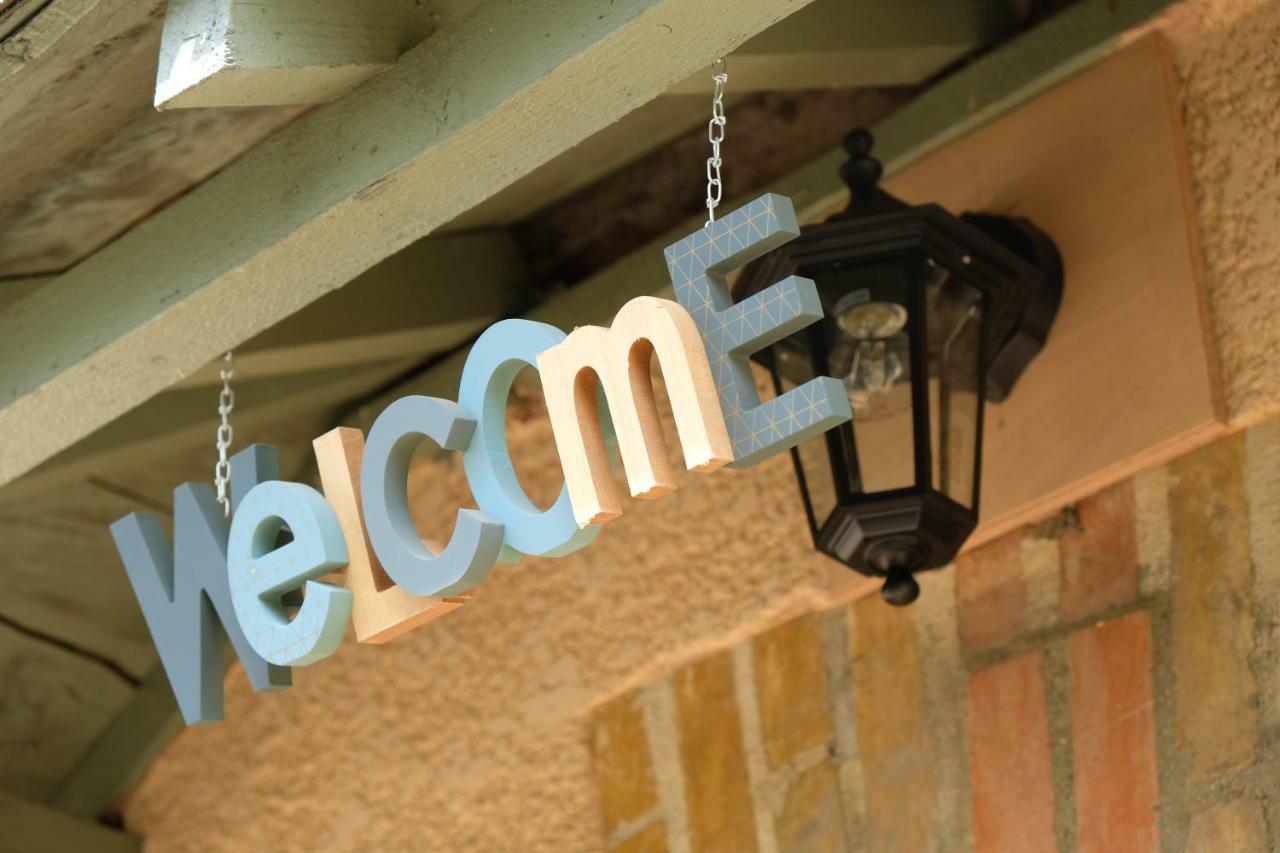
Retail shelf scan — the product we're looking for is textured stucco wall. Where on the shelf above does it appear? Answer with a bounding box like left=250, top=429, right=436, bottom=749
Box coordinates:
left=126, top=386, right=837, bottom=851
left=124, top=1, right=1280, bottom=849
left=1130, top=0, right=1280, bottom=427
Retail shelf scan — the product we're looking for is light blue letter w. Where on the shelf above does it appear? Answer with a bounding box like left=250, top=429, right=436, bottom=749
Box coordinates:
left=110, top=445, right=291, bottom=725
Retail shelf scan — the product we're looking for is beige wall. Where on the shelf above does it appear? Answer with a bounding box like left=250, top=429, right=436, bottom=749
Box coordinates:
left=1130, top=0, right=1280, bottom=427
left=125, top=0, right=1280, bottom=849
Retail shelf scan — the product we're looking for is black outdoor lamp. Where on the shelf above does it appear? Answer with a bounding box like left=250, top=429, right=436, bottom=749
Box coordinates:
left=733, top=129, right=1063, bottom=606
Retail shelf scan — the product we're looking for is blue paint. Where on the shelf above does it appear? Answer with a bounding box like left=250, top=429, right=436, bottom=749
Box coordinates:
left=663, top=193, right=851, bottom=467
left=360, top=395, right=504, bottom=597
left=459, top=319, right=600, bottom=560
left=109, top=445, right=291, bottom=726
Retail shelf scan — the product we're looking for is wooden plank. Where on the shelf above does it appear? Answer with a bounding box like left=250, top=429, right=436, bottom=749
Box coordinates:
left=0, top=0, right=820, bottom=489
left=0, top=0, right=49, bottom=39
left=155, top=0, right=435, bottom=108
left=0, top=0, right=303, bottom=276
left=0, top=482, right=159, bottom=680
left=884, top=33, right=1222, bottom=544
left=0, top=791, right=139, bottom=852
left=51, top=664, right=181, bottom=820
left=0, top=621, right=134, bottom=803
left=444, top=93, right=747, bottom=231
left=0, top=277, right=51, bottom=311
left=0, top=360, right=417, bottom=505
left=175, top=230, right=531, bottom=387
left=666, top=0, right=1013, bottom=94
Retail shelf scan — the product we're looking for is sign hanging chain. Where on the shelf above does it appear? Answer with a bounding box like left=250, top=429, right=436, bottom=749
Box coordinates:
left=214, top=351, right=235, bottom=517
left=705, top=57, right=728, bottom=226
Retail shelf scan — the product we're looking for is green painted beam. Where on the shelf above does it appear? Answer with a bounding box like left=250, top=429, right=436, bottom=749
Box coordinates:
left=175, top=230, right=530, bottom=387
left=0, top=0, right=819, bottom=489
left=0, top=791, right=139, bottom=852
left=666, top=0, right=1015, bottom=94
left=51, top=664, right=181, bottom=821
left=351, top=0, right=1180, bottom=428
left=155, top=0, right=436, bottom=108
left=0, top=620, right=134, bottom=804
left=0, top=276, right=52, bottom=312
left=1, top=360, right=416, bottom=505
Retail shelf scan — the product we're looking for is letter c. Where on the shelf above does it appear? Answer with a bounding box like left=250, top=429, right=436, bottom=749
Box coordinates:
left=360, top=395, right=504, bottom=597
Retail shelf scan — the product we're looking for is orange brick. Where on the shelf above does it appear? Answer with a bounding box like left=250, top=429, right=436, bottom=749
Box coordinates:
left=850, top=596, right=935, bottom=853
left=591, top=691, right=659, bottom=835
left=753, top=612, right=832, bottom=768
left=672, top=652, right=758, bottom=853
left=775, top=762, right=844, bottom=853
left=612, top=822, right=668, bottom=853
left=1060, top=480, right=1139, bottom=621
left=1068, top=611, right=1160, bottom=853
left=1186, top=799, right=1267, bottom=853
left=1169, top=434, right=1258, bottom=780
left=967, top=652, right=1056, bottom=853
left=955, top=530, right=1026, bottom=650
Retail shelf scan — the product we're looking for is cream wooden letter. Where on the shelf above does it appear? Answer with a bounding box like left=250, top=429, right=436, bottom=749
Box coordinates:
left=313, top=428, right=466, bottom=644
left=536, top=296, right=732, bottom=526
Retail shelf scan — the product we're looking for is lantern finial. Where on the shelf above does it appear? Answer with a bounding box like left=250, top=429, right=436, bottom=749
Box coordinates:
left=835, top=129, right=906, bottom=218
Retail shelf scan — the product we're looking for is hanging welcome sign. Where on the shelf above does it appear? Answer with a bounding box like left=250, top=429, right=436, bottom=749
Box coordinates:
left=111, top=194, right=852, bottom=725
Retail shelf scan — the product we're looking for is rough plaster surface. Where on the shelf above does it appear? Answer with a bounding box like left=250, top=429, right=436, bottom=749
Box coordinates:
left=126, top=2, right=1280, bottom=847
left=1131, top=0, right=1280, bottom=427
left=127, top=384, right=833, bottom=851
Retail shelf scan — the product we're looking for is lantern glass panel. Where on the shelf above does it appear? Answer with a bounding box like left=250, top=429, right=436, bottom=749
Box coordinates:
left=823, top=259, right=917, bottom=494
left=771, top=355, right=842, bottom=532
left=924, top=260, right=984, bottom=508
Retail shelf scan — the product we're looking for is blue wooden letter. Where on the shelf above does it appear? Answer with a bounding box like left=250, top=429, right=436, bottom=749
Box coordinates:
left=360, top=395, right=504, bottom=596
left=459, top=319, right=600, bottom=561
left=227, top=481, right=352, bottom=666
left=109, top=445, right=291, bottom=725
left=664, top=193, right=851, bottom=467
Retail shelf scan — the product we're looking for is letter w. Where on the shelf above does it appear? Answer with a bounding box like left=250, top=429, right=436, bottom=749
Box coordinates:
left=110, top=445, right=291, bottom=725
left=537, top=296, right=732, bottom=527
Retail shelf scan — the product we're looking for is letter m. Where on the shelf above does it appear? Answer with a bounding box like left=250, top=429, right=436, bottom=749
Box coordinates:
left=537, top=295, right=733, bottom=527
left=110, top=446, right=291, bottom=724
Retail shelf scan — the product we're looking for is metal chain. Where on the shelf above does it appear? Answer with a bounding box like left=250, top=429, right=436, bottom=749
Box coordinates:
left=705, top=57, right=728, bottom=226
left=214, top=351, right=235, bottom=517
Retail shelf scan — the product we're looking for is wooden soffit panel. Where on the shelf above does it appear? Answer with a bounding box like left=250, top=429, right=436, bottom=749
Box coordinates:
left=891, top=32, right=1221, bottom=548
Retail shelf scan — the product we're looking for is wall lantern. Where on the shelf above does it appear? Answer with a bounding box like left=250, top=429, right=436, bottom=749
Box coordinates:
left=733, top=130, right=1064, bottom=606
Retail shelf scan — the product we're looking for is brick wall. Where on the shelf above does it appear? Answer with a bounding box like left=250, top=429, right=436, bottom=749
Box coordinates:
left=587, top=419, right=1280, bottom=852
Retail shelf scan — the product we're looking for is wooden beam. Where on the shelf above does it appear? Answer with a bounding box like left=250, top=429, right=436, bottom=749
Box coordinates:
left=155, top=0, right=435, bottom=109
left=0, top=0, right=302, bottom=277
left=666, top=0, right=1014, bottom=94
left=0, top=791, right=139, bottom=852
left=0, top=0, right=818, bottom=489
left=352, top=0, right=1185, bottom=432
left=175, top=230, right=531, bottom=387
left=51, top=664, right=181, bottom=821
left=0, top=620, right=134, bottom=803
left=0, top=277, right=51, bottom=312
left=0, top=0, right=48, bottom=40
left=1, top=360, right=416, bottom=505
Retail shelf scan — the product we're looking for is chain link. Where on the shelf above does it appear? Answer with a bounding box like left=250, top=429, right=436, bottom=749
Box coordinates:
left=214, top=351, right=235, bottom=517
left=705, top=57, right=728, bottom=226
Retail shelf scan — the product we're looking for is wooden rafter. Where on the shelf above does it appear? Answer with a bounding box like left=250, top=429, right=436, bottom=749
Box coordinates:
left=0, top=0, right=822, bottom=488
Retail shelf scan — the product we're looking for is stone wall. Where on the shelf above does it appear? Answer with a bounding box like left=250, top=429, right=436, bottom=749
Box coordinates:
left=587, top=420, right=1280, bottom=851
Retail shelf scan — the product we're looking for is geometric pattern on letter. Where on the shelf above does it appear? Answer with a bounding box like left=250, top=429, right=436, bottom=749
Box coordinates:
left=227, top=481, right=352, bottom=667
left=663, top=193, right=851, bottom=468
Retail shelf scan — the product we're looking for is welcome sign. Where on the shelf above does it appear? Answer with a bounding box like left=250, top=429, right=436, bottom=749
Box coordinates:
left=111, top=195, right=853, bottom=725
